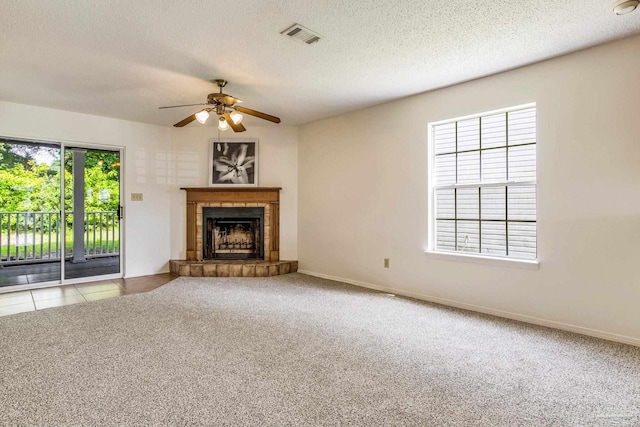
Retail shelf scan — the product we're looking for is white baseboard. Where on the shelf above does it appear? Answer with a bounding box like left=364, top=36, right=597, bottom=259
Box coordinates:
left=297, top=269, right=640, bottom=348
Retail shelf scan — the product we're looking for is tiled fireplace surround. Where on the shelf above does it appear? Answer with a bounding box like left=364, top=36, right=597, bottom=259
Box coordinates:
left=170, top=187, right=298, bottom=277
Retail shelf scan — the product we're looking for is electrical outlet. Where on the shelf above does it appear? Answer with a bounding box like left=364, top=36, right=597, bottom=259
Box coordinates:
left=384, top=258, right=390, bottom=268
left=131, top=193, right=143, bottom=201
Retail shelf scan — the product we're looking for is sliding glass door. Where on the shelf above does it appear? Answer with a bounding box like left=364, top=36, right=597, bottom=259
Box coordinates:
left=63, top=147, right=121, bottom=280
left=0, top=139, right=122, bottom=289
left=0, top=141, right=62, bottom=287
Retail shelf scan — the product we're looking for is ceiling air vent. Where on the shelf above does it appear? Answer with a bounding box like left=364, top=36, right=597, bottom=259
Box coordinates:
left=281, top=24, right=321, bottom=45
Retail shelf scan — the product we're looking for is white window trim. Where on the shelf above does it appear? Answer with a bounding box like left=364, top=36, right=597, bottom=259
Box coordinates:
left=426, top=102, right=538, bottom=266
left=424, top=249, right=540, bottom=269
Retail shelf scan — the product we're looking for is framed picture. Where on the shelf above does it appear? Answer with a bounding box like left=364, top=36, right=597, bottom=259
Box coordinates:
left=209, top=139, right=258, bottom=187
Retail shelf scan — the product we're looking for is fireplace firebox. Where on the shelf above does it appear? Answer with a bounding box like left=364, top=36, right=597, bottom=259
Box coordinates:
left=203, top=207, right=264, bottom=260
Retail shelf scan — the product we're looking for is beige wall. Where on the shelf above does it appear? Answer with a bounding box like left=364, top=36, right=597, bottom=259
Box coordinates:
left=168, top=125, right=299, bottom=261
left=298, top=35, right=640, bottom=344
left=0, top=100, right=173, bottom=278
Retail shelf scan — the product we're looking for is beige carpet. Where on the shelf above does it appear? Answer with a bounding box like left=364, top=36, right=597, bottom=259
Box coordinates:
left=1, top=273, right=639, bottom=426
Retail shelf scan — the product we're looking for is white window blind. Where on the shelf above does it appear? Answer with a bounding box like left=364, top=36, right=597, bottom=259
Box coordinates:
left=431, top=106, right=537, bottom=260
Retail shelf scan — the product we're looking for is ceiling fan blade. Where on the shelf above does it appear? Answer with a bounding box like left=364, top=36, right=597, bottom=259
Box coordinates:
left=235, top=106, right=281, bottom=124
left=224, top=112, right=246, bottom=133
left=221, top=96, right=242, bottom=106
left=174, top=114, right=197, bottom=127
left=159, top=103, right=207, bottom=109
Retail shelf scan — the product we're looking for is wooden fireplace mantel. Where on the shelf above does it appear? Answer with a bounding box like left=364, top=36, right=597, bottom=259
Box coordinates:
left=181, top=187, right=281, bottom=203
left=181, top=187, right=281, bottom=261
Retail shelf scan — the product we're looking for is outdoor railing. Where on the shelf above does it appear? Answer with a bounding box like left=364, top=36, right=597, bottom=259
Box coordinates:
left=0, top=211, right=120, bottom=265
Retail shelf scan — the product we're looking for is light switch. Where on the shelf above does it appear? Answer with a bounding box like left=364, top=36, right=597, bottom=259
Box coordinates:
left=131, top=193, right=143, bottom=201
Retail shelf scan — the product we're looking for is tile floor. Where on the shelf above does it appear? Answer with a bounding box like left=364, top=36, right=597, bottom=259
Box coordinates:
left=0, top=273, right=177, bottom=317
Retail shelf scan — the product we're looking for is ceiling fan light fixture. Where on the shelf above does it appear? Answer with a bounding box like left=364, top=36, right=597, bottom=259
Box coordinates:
left=613, top=0, right=639, bottom=14
left=162, top=80, right=281, bottom=129
left=218, top=117, right=230, bottom=131
left=195, top=109, right=210, bottom=124
left=229, top=111, right=243, bottom=125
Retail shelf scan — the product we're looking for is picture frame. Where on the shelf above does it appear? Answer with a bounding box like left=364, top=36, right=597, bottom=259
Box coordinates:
left=209, top=138, right=259, bottom=187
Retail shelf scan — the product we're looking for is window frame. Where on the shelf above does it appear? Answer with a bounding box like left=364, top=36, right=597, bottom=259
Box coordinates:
left=426, top=103, right=539, bottom=267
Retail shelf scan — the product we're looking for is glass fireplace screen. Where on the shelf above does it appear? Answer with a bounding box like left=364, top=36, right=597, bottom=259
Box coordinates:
left=203, top=207, right=264, bottom=260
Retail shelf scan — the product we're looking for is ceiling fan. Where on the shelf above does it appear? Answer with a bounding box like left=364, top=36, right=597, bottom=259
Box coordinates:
left=159, top=79, right=281, bottom=132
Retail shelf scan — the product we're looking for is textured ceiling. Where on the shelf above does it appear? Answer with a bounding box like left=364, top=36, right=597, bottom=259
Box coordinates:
left=0, top=0, right=639, bottom=128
